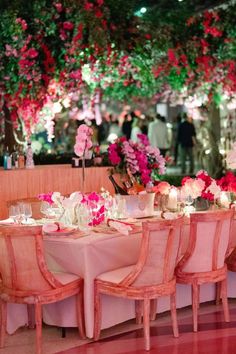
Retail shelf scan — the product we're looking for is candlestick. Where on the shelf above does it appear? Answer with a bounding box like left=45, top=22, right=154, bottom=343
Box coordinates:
left=220, top=191, right=230, bottom=208
left=167, top=187, right=178, bottom=211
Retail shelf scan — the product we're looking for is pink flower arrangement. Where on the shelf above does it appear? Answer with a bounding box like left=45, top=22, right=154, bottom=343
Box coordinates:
left=81, top=192, right=105, bottom=226
left=74, top=124, right=93, bottom=157
left=217, top=171, right=236, bottom=192
left=181, top=170, right=222, bottom=201
left=108, top=134, right=166, bottom=186
left=38, top=192, right=54, bottom=205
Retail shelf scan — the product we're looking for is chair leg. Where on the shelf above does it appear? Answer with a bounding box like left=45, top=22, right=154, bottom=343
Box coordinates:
left=94, top=284, right=102, bottom=341
left=170, top=293, right=179, bottom=338
left=192, top=283, right=199, bottom=332
left=135, top=300, right=143, bottom=324
left=61, top=327, right=66, bottom=338
left=27, top=304, right=35, bottom=329
left=0, top=300, right=7, bottom=348
left=35, top=303, right=42, bottom=354
left=76, top=291, right=86, bottom=339
left=216, top=282, right=221, bottom=305
left=143, top=299, right=151, bottom=351
left=221, top=279, right=230, bottom=323
left=150, top=299, right=157, bottom=321
left=198, top=285, right=200, bottom=309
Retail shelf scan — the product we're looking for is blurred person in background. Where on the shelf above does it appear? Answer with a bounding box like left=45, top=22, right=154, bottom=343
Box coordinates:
left=107, top=114, right=122, bottom=143
left=177, top=113, right=196, bottom=174
left=131, top=117, right=144, bottom=142
left=172, top=113, right=182, bottom=165
left=122, top=111, right=136, bottom=139
left=148, top=114, right=169, bottom=157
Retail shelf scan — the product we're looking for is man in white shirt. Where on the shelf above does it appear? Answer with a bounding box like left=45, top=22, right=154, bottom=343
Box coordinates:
left=148, top=114, right=169, bottom=156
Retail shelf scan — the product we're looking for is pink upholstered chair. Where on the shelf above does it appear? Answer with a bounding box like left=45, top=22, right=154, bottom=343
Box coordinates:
left=94, top=217, right=184, bottom=351
left=175, top=209, right=234, bottom=332
left=0, top=225, right=85, bottom=354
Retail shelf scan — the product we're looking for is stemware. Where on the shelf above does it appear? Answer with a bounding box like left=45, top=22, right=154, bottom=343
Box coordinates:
left=183, top=194, right=195, bottom=216
left=76, top=204, right=91, bottom=231
left=9, top=205, right=21, bottom=224
left=22, top=203, right=32, bottom=223
left=18, top=202, right=31, bottom=224
left=184, top=195, right=194, bottom=207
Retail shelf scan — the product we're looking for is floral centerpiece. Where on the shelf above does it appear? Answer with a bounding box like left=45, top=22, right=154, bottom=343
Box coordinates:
left=180, top=170, right=223, bottom=211
left=181, top=170, right=221, bottom=202
left=108, top=134, right=166, bottom=194
left=38, top=191, right=105, bottom=227
left=107, top=134, right=166, bottom=217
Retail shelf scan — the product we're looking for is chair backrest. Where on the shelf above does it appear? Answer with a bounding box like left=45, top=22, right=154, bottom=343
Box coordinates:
left=6, top=197, right=43, bottom=219
left=178, top=209, right=234, bottom=273
left=120, top=217, right=184, bottom=287
left=0, top=226, right=62, bottom=294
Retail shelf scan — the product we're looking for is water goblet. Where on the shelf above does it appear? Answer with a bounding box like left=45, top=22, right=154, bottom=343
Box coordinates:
left=76, top=204, right=91, bottom=232
left=22, top=203, right=32, bottom=224
left=185, top=195, right=194, bottom=207
left=9, top=205, right=21, bottom=224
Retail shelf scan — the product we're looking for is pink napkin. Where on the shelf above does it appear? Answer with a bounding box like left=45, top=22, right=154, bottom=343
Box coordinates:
left=107, top=219, right=133, bottom=236
left=42, top=222, right=61, bottom=233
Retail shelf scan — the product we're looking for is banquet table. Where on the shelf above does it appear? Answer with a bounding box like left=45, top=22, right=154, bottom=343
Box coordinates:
left=5, top=216, right=236, bottom=339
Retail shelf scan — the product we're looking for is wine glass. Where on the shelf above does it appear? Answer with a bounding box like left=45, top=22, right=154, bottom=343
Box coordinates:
left=9, top=205, right=21, bottom=224
left=183, top=194, right=194, bottom=216
left=76, top=204, right=91, bottom=231
left=22, top=203, right=32, bottom=224
left=184, top=195, right=194, bottom=207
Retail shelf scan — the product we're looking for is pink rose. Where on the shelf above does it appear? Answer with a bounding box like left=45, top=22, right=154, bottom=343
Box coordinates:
left=156, top=181, right=171, bottom=195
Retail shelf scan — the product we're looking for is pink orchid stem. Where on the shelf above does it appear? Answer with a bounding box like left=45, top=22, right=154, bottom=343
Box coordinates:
left=82, top=155, right=85, bottom=193
left=82, top=140, right=87, bottom=193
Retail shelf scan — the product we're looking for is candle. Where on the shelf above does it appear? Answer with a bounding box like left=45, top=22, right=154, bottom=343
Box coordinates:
left=167, top=187, right=178, bottom=211
left=220, top=192, right=230, bottom=208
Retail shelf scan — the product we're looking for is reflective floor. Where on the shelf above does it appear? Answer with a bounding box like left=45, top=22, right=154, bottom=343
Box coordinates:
left=56, top=300, right=236, bottom=354
left=2, top=300, right=236, bottom=354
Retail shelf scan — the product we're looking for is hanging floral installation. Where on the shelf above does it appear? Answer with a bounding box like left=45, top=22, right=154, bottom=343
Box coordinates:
left=0, top=0, right=235, bottom=141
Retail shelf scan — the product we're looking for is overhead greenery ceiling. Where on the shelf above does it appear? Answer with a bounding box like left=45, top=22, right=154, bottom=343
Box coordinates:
left=0, top=0, right=235, bottom=137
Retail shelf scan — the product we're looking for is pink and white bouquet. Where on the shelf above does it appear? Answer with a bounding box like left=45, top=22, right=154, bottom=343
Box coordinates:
left=181, top=170, right=222, bottom=201
left=108, top=134, right=166, bottom=187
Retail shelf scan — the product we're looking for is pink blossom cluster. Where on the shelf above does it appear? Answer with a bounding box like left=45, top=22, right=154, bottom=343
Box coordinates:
left=108, top=134, right=166, bottom=187
left=38, top=192, right=54, bottom=205
left=74, top=124, right=93, bottom=157
left=122, top=141, right=139, bottom=175
left=81, top=192, right=105, bottom=226
left=181, top=170, right=222, bottom=201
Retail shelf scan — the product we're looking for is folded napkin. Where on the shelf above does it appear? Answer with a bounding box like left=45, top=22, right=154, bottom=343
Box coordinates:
left=0, top=218, right=14, bottom=224
left=42, top=222, right=61, bottom=233
left=107, top=219, right=133, bottom=236
left=161, top=212, right=181, bottom=220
